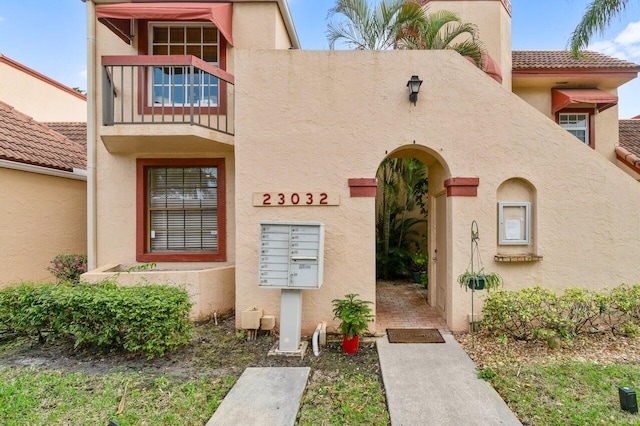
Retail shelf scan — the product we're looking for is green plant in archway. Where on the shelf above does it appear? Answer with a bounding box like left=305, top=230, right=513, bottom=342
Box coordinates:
left=376, top=157, right=428, bottom=279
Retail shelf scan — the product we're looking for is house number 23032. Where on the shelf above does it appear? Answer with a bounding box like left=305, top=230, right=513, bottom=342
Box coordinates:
left=253, top=192, right=339, bottom=206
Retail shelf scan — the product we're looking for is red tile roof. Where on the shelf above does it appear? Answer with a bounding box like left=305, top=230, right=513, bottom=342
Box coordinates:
left=0, top=101, right=86, bottom=171
left=513, top=50, right=640, bottom=71
left=44, top=122, right=87, bottom=147
left=620, top=119, right=640, bottom=158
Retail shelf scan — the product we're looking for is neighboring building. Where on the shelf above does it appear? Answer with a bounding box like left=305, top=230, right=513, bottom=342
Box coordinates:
left=44, top=122, right=88, bottom=147
left=0, top=101, right=86, bottom=285
left=0, top=54, right=86, bottom=122
left=82, top=0, right=640, bottom=332
left=0, top=54, right=87, bottom=286
left=617, top=119, right=640, bottom=180
left=512, top=50, right=638, bottom=163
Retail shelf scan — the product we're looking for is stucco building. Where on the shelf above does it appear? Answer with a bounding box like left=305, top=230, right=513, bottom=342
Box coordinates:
left=82, top=0, right=640, bottom=333
left=0, top=55, right=87, bottom=286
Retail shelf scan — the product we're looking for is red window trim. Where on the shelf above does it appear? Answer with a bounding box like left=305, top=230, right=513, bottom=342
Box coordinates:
left=136, top=158, right=226, bottom=262
left=136, top=20, right=228, bottom=116
left=555, top=108, right=596, bottom=150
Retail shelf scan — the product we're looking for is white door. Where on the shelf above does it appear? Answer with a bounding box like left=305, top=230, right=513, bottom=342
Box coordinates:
left=435, top=193, right=447, bottom=314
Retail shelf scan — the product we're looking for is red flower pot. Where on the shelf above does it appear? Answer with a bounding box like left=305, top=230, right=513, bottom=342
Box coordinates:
left=342, top=335, right=359, bottom=354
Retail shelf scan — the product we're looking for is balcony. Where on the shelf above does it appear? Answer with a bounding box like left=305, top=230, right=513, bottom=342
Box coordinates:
left=101, top=55, right=234, bottom=153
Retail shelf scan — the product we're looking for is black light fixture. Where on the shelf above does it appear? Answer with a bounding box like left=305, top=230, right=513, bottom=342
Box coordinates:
left=407, top=75, right=423, bottom=105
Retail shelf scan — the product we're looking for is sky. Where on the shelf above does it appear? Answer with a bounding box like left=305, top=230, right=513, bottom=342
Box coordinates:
left=0, top=0, right=639, bottom=117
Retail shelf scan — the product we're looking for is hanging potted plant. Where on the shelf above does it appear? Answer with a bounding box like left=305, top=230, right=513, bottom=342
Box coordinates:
left=332, top=293, right=374, bottom=354
left=457, top=269, right=503, bottom=291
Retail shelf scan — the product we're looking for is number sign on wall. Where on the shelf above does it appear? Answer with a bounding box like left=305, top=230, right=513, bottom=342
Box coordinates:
left=253, top=192, right=339, bottom=206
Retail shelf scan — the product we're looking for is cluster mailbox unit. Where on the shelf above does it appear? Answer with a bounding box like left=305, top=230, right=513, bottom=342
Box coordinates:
left=259, top=221, right=325, bottom=354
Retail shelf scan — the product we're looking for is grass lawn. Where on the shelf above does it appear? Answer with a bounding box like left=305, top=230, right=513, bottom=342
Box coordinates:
left=460, top=332, right=640, bottom=426
left=485, top=361, right=640, bottom=425
left=0, top=367, right=234, bottom=425
left=0, top=318, right=389, bottom=426
left=4, top=315, right=640, bottom=425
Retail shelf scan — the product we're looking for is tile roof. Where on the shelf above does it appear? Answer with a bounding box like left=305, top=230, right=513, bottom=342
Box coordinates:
left=619, top=119, right=640, bottom=158
left=513, top=50, right=640, bottom=70
left=44, top=122, right=87, bottom=147
left=0, top=101, right=86, bottom=171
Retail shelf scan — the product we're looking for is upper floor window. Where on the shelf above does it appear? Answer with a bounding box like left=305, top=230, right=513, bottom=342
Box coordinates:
left=557, top=110, right=594, bottom=149
left=149, top=23, right=220, bottom=107
left=559, top=113, right=588, bottom=145
left=150, top=23, right=219, bottom=63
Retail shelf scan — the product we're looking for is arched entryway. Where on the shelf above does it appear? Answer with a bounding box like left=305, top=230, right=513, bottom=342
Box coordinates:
left=374, top=145, right=451, bottom=333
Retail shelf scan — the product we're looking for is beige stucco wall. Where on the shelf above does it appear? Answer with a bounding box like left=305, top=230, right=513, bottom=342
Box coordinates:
left=82, top=264, right=235, bottom=321
left=426, top=0, right=512, bottom=89
left=274, top=5, right=293, bottom=49
left=232, top=2, right=282, bottom=49
left=93, top=142, right=236, bottom=268
left=0, top=61, right=86, bottom=121
left=235, top=49, right=640, bottom=333
left=0, top=167, right=86, bottom=286
left=513, top=86, right=620, bottom=162
left=93, top=19, right=236, bottom=270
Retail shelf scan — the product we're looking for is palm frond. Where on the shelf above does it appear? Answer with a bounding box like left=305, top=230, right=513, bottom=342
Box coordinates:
left=569, top=0, right=629, bottom=57
left=327, top=0, right=427, bottom=50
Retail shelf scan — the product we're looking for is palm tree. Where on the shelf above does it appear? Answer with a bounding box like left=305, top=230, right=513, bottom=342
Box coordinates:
left=326, top=0, right=426, bottom=50
left=569, top=0, right=631, bottom=57
left=375, top=157, right=428, bottom=279
left=403, top=10, right=485, bottom=67
left=326, top=0, right=485, bottom=67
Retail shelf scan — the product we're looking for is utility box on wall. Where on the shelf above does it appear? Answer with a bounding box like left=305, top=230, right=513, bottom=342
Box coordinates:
left=258, top=221, right=325, bottom=289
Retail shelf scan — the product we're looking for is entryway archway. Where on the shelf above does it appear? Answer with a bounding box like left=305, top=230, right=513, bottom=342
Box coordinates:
left=373, top=144, right=451, bottom=333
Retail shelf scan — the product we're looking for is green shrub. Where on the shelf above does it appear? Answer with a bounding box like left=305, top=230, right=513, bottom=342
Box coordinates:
left=0, top=281, right=193, bottom=358
left=482, top=287, right=558, bottom=340
left=482, top=284, right=640, bottom=342
left=47, top=254, right=87, bottom=284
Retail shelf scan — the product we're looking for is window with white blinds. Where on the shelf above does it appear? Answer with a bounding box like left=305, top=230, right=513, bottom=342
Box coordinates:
left=148, top=166, right=219, bottom=252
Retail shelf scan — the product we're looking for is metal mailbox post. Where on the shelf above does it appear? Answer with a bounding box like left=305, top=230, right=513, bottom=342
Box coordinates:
left=259, top=221, right=325, bottom=354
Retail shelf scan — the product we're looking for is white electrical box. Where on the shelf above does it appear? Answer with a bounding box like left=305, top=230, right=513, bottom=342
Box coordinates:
left=259, top=221, right=325, bottom=289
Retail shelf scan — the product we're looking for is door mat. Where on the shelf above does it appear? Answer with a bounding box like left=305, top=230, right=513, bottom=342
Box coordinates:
left=386, top=328, right=445, bottom=343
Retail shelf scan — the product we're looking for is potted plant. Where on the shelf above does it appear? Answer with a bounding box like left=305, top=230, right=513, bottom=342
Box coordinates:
left=410, top=237, right=429, bottom=286
left=457, top=269, right=503, bottom=291
left=411, top=250, right=429, bottom=285
left=332, top=293, right=374, bottom=354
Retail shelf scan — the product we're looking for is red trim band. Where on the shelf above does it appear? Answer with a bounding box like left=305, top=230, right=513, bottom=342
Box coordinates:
left=348, top=178, right=378, bottom=197
left=444, top=177, right=479, bottom=197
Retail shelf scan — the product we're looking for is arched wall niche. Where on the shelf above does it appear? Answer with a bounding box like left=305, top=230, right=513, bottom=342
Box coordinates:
left=496, top=177, right=537, bottom=257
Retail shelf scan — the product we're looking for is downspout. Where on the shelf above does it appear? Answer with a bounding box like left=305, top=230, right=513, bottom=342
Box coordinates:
left=84, top=0, right=98, bottom=270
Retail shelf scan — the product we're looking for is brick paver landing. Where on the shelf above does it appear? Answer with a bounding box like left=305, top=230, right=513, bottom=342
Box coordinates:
left=376, top=280, right=450, bottom=334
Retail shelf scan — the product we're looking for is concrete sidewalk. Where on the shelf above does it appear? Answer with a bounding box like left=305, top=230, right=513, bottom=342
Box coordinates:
left=206, top=367, right=310, bottom=426
left=378, top=334, right=522, bottom=425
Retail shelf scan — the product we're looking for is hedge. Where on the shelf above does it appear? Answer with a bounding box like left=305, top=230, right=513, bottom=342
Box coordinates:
left=482, top=285, right=640, bottom=341
left=0, top=281, right=193, bottom=358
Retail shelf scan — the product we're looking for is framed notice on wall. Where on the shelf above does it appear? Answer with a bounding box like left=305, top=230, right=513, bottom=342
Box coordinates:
left=498, top=202, right=531, bottom=245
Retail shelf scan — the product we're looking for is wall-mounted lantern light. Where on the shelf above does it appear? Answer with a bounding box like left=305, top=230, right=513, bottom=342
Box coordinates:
left=407, top=75, right=423, bottom=105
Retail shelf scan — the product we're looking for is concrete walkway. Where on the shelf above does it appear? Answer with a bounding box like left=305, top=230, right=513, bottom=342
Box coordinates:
left=206, top=282, right=521, bottom=425
left=206, top=367, right=310, bottom=426
left=378, top=334, right=522, bottom=425
left=376, top=281, right=520, bottom=424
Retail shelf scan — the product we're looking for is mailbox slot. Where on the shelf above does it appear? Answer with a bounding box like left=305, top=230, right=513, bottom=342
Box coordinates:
left=258, top=221, right=325, bottom=289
